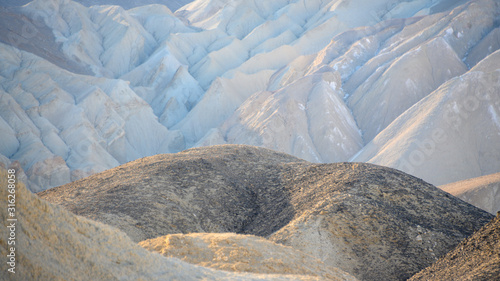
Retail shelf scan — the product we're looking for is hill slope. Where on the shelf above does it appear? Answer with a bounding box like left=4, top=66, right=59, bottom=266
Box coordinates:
left=139, top=232, right=357, bottom=280
left=0, top=168, right=327, bottom=281
left=39, top=144, right=494, bottom=281
left=440, top=172, right=500, bottom=215
left=0, top=0, right=194, bottom=12
left=409, top=213, right=500, bottom=280
left=351, top=49, right=500, bottom=185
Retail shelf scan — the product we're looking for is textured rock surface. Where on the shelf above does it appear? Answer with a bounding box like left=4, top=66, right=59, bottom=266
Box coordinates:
left=267, top=161, right=493, bottom=280
left=440, top=172, right=500, bottom=215
left=0, top=0, right=194, bottom=13
left=139, top=232, right=357, bottom=281
left=352, top=49, right=500, bottom=186
left=39, top=144, right=494, bottom=281
left=39, top=145, right=305, bottom=242
left=214, top=73, right=363, bottom=163
left=409, top=213, right=500, bottom=281
left=3, top=0, right=500, bottom=191
left=0, top=168, right=328, bottom=281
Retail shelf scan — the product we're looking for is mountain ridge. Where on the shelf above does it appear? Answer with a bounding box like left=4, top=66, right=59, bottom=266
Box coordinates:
left=0, top=0, right=499, bottom=192
left=0, top=0, right=194, bottom=12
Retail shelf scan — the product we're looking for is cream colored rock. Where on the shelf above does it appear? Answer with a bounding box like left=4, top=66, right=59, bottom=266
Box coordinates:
left=219, top=73, right=363, bottom=163
left=140, top=233, right=357, bottom=281
left=347, top=36, right=467, bottom=142
left=351, top=50, right=500, bottom=186
left=2, top=0, right=500, bottom=191
left=345, top=0, right=499, bottom=142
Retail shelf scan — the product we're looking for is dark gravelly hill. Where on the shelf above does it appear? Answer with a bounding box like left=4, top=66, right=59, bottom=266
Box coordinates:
left=38, top=144, right=494, bottom=281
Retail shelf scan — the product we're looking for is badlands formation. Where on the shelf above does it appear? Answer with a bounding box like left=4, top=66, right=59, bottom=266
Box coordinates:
left=1, top=0, right=500, bottom=279
left=0, top=0, right=194, bottom=13
left=39, top=145, right=494, bottom=281
left=350, top=49, right=500, bottom=185
left=0, top=0, right=499, bottom=192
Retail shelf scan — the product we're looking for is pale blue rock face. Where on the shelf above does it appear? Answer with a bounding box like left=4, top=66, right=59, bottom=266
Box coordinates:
left=0, top=0, right=499, bottom=192
left=0, top=0, right=195, bottom=12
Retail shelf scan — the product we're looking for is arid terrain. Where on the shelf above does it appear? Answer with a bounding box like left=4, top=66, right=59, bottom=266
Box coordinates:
left=38, top=145, right=495, bottom=280
left=440, top=172, right=500, bottom=215
left=1, top=0, right=499, bottom=192
left=0, top=166, right=351, bottom=281
left=410, top=212, right=500, bottom=280
left=1, top=0, right=500, bottom=279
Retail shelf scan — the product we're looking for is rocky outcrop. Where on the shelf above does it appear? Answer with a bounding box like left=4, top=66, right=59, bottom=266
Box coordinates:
left=39, top=144, right=493, bottom=281
left=267, top=161, right=493, bottom=281
left=440, top=172, right=500, bottom=215
left=410, top=213, right=500, bottom=281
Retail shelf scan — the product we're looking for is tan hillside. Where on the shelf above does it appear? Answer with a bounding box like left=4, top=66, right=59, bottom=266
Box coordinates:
left=139, top=232, right=357, bottom=281
left=440, top=172, right=500, bottom=215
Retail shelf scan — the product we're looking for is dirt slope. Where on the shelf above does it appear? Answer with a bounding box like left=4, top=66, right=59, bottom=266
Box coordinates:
left=410, top=213, right=500, bottom=280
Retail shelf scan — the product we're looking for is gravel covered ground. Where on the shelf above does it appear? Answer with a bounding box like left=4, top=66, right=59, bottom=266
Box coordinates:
left=410, top=212, right=500, bottom=280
